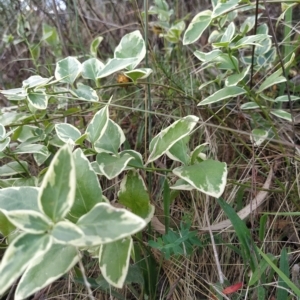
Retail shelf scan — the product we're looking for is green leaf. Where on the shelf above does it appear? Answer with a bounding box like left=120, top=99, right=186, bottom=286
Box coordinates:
left=96, top=153, right=134, bottom=180
left=15, top=243, right=78, bottom=300
left=190, top=143, right=209, bottom=164
left=76, top=202, right=146, bottom=246
left=0, top=112, right=28, bottom=126
left=232, top=34, right=270, bottom=49
left=257, top=75, right=286, bottom=94
left=194, top=49, right=222, bottom=62
left=148, top=115, right=199, bottom=163
left=250, top=129, right=268, bottom=147
left=0, top=137, right=10, bottom=152
left=118, top=170, right=154, bottom=220
left=170, top=179, right=194, bottom=191
left=55, top=123, right=81, bottom=145
left=55, top=56, right=82, bottom=84
left=96, top=58, right=138, bottom=79
left=114, top=30, right=146, bottom=70
left=166, top=135, right=190, bottom=165
left=173, top=160, right=227, bottom=198
left=13, top=144, right=49, bottom=156
left=27, top=91, right=48, bottom=109
left=217, top=198, right=258, bottom=271
left=22, top=75, right=52, bottom=89
left=5, top=210, right=51, bottom=233
left=198, top=86, right=246, bottom=106
left=270, top=110, right=292, bottom=121
left=240, top=15, right=257, bottom=33
left=39, top=145, right=76, bottom=222
left=123, top=68, right=152, bottom=83
left=0, top=233, right=52, bottom=296
left=274, top=95, right=300, bottom=102
left=221, top=22, right=235, bottom=43
left=71, top=83, right=99, bottom=102
left=94, top=119, right=125, bottom=154
left=99, top=237, right=133, bottom=288
left=85, top=104, right=109, bottom=143
left=183, top=10, right=212, bottom=45
left=51, top=221, right=84, bottom=244
left=0, top=211, right=15, bottom=236
left=277, top=247, right=289, bottom=300
left=225, top=65, right=251, bottom=87
left=240, top=102, right=260, bottom=110
left=68, top=148, right=103, bottom=222
left=257, top=248, right=300, bottom=297
left=215, top=53, right=239, bottom=69
left=90, top=36, right=103, bottom=57
left=42, top=23, right=59, bottom=46
left=249, top=253, right=276, bottom=286
left=121, top=150, right=144, bottom=169
left=82, top=58, right=105, bottom=82
left=212, top=0, right=239, bottom=18
left=0, top=123, right=5, bottom=140
left=0, top=187, right=40, bottom=212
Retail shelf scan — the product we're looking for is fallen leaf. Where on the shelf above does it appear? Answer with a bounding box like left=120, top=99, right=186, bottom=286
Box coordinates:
left=222, top=282, right=243, bottom=294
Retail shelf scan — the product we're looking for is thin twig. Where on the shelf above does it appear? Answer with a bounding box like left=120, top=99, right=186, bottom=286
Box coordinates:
left=77, top=251, right=95, bottom=300
left=205, top=195, right=224, bottom=284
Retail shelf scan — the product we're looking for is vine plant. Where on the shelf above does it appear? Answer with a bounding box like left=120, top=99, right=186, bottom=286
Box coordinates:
left=0, top=28, right=227, bottom=299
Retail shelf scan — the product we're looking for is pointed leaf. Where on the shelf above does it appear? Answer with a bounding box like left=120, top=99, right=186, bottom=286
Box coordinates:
left=0, top=161, right=29, bottom=177
left=68, top=148, right=103, bottom=222
left=96, top=153, right=134, bottom=180
left=221, top=22, right=235, bottom=43
left=90, top=36, right=103, bottom=57
left=94, top=119, right=125, bottom=154
left=225, top=65, right=251, bottom=86
left=0, top=137, right=10, bottom=152
left=13, top=144, right=49, bottom=155
left=123, top=68, right=152, bottom=83
left=96, top=58, right=138, bottom=79
left=194, top=49, right=222, bottom=62
left=0, top=187, right=40, bottom=212
left=51, top=221, right=84, bottom=244
left=5, top=210, right=51, bottom=233
left=121, top=150, right=144, bottom=169
left=183, top=10, right=212, bottom=45
left=0, top=211, right=15, bottom=236
left=212, top=0, right=239, bottom=18
left=0, top=233, right=52, bottom=296
left=198, top=86, right=246, bottom=106
left=257, top=75, right=286, bottom=94
left=76, top=203, right=146, bottom=246
left=55, top=56, right=82, bottom=84
left=148, top=115, right=199, bottom=163
left=82, top=58, right=105, bottom=81
left=173, top=160, right=227, bottom=198
left=27, top=91, right=48, bottom=109
left=55, top=123, right=81, bottom=145
left=15, top=243, right=78, bottom=300
left=240, top=102, right=260, bottom=109
left=250, top=129, right=268, bottom=147
left=0, top=123, right=5, bottom=140
left=118, top=170, right=153, bottom=220
left=270, top=109, right=292, bottom=121
left=39, top=145, right=76, bottom=222
left=71, top=83, right=99, bottom=102
left=166, top=136, right=190, bottom=165
left=22, top=75, right=52, bottom=89
left=99, top=237, right=132, bottom=288
left=85, top=105, right=109, bottom=143
left=114, top=30, right=146, bottom=70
